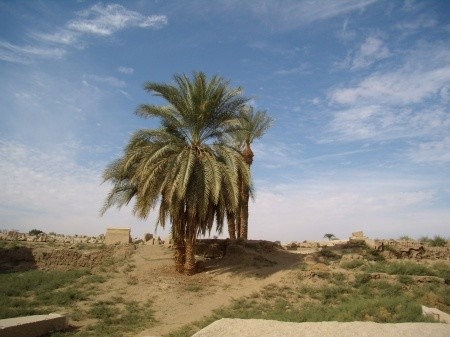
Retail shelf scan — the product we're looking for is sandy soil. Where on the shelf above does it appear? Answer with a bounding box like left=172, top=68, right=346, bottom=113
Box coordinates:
left=73, top=242, right=448, bottom=337
left=91, top=242, right=302, bottom=337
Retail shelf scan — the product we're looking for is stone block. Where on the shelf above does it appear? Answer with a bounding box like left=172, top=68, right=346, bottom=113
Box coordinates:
left=105, top=228, right=131, bottom=245
left=0, top=313, right=68, bottom=337
left=351, top=231, right=364, bottom=238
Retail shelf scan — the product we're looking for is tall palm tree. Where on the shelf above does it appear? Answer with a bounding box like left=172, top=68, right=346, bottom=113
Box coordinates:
left=101, top=72, right=250, bottom=275
left=230, top=106, right=273, bottom=240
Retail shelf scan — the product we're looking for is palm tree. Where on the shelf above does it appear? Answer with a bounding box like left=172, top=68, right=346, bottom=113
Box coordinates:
left=229, top=106, right=273, bottom=239
left=101, top=72, right=250, bottom=274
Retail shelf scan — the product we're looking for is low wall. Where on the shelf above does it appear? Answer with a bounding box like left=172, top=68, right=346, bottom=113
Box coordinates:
left=0, top=314, right=67, bottom=337
left=0, top=245, right=135, bottom=272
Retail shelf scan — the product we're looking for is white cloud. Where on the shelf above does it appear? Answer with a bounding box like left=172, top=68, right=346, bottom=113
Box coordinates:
left=118, top=66, right=134, bottom=75
left=330, top=66, right=450, bottom=105
left=0, top=40, right=66, bottom=64
left=30, top=30, right=79, bottom=46
left=0, top=140, right=164, bottom=238
left=84, top=74, right=126, bottom=88
left=331, top=42, right=450, bottom=105
left=328, top=105, right=450, bottom=141
left=248, top=0, right=378, bottom=30
left=67, top=3, right=167, bottom=36
left=1, top=4, right=168, bottom=64
left=410, top=137, right=450, bottom=163
left=326, top=42, right=450, bottom=143
left=274, top=64, right=309, bottom=75
left=396, top=15, right=437, bottom=32
left=249, top=175, right=448, bottom=241
left=350, top=36, right=391, bottom=69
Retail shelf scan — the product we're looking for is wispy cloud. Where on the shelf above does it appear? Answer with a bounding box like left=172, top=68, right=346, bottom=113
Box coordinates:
left=274, top=64, right=309, bottom=75
left=248, top=0, right=378, bottom=30
left=29, top=30, right=79, bottom=46
left=84, top=74, right=126, bottom=88
left=396, top=14, right=437, bottom=32
left=331, top=40, right=450, bottom=103
left=329, top=66, right=450, bottom=105
left=118, top=66, right=134, bottom=75
left=67, top=3, right=167, bottom=36
left=0, top=40, right=66, bottom=64
left=347, top=36, right=391, bottom=69
left=1, top=3, right=168, bottom=64
left=326, top=41, right=450, bottom=144
left=410, top=137, right=450, bottom=164
left=328, top=105, right=450, bottom=141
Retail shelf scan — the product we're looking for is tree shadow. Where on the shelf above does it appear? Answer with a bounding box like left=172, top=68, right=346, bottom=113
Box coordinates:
left=198, top=239, right=304, bottom=279
left=0, top=245, right=38, bottom=273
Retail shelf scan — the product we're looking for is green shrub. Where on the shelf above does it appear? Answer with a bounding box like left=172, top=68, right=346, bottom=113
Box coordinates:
left=0, top=269, right=90, bottom=319
left=341, top=260, right=365, bottom=269
left=430, top=235, right=447, bottom=247
left=318, top=248, right=340, bottom=260
left=364, top=261, right=435, bottom=276
left=28, top=229, right=44, bottom=236
left=398, top=274, right=414, bottom=285
left=419, top=236, right=431, bottom=245
left=353, top=273, right=371, bottom=287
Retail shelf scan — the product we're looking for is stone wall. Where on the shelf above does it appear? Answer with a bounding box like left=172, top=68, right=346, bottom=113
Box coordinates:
left=0, top=231, right=105, bottom=244
left=0, top=245, right=135, bottom=272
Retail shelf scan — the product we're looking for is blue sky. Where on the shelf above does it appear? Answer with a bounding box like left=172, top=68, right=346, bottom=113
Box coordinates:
left=0, top=0, right=449, bottom=242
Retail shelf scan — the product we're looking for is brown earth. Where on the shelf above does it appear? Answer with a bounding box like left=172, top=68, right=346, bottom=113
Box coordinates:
left=101, top=241, right=302, bottom=336
left=3, top=240, right=449, bottom=337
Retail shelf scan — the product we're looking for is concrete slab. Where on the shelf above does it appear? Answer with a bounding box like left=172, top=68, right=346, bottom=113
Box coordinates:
left=0, top=313, right=68, bottom=337
left=422, top=305, right=450, bottom=323
left=192, top=319, right=450, bottom=337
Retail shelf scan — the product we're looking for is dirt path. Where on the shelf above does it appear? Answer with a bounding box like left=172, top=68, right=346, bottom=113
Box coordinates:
left=107, top=243, right=302, bottom=337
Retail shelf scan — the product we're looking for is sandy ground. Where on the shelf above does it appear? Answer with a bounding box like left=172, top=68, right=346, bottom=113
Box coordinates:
left=78, top=242, right=449, bottom=337
left=89, top=242, right=300, bottom=337
left=191, top=319, right=450, bottom=337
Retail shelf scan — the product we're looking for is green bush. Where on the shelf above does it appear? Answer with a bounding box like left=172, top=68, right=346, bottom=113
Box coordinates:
left=318, top=248, right=340, bottom=260
left=430, top=235, right=447, bottom=247
left=0, top=269, right=89, bottom=318
left=398, top=274, right=414, bottom=285
left=353, top=273, right=371, bottom=287
left=28, top=229, right=44, bottom=236
left=341, top=260, right=365, bottom=269
left=364, top=261, right=435, bottom=276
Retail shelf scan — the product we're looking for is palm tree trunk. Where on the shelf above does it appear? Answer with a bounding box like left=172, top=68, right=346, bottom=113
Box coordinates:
left=184, top=225, right=197, bottom=275
left=227, top=211, right=236, bottom=239
left=235, top=172, right=242, bottom=238
left=240, top=178, right=249, bottom=239
left=236, top=200, right=242, bottom=238
left=173, top=238, right=185, bottom=273
left=173, top=210, right=186, bottom=273
left=240, top=142, right=254, bottom=240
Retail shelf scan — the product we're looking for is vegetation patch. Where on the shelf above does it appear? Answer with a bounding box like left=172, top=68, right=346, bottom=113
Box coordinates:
left=167, top=259, right=449, bottom=337
left=0, top=269, right=90, bottom=318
